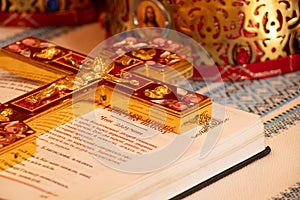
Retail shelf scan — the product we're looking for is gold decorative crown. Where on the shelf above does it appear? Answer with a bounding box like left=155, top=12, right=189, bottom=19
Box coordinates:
left=174, top=0, right=300, bottom=66
left=103, top=0, right=300, bottom=67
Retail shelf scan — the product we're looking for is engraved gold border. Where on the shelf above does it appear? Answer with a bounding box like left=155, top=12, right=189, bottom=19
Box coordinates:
left=107, top=72, right=153, bottom=91
left=11, top=75, right=71, bottom=112
left=53, top=52, right=86, bottom=70
left=11, top=92, right=69, bottom=112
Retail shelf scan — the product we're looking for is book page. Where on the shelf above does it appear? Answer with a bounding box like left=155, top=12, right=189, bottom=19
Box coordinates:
left=0, top=69, right=40, bottom=103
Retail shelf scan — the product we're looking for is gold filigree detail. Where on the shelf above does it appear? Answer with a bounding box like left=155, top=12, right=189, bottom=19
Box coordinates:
left=175, top=0, right=300, bottom=65
left=116, top=78, right=140, bottom=86
left=131, top=49, right=156, bottom=60
left=103, top=73, right=140, bottom=86
left=0, top=115, right=9, bottom=122
left=198, top=111, right=211, bottom=125
left=64, top=55, right=81, bottom=68
left=1, top=108, right=13, bottom=117
left=115, top=55, right=137, bottom=66
left=0, top=108, right=13, bottom=122
left=33, top=47, right=61, bottom=60
left=25, top=76, right=76, bottom=105
left=144, top=85, right=171, bottom=99
left=23, top=55, right=113, bottom=106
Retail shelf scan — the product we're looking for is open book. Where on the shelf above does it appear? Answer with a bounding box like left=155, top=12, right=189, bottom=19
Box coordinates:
left=0, top=71, right=269, bottom=199
left=0, top=36, right=270, bottom=199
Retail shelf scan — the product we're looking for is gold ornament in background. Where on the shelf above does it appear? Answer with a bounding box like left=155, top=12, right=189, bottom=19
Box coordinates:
left=8, top=0, right=35, bottom=12
left=104, top=0, right=300, bottom=66
left=103, top=0, right=132, bottom=34
left=175, top=0, right=300, bottom=65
